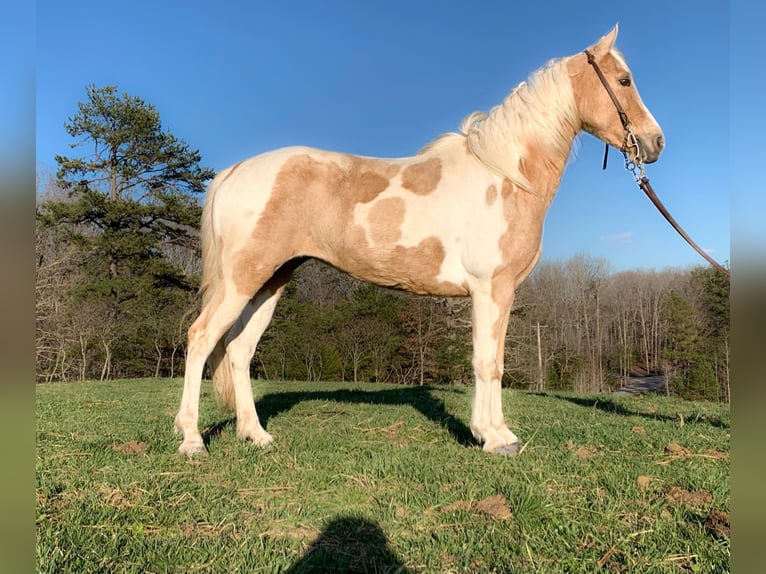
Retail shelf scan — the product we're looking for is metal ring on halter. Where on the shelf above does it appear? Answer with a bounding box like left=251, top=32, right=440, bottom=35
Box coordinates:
left=621, top=126, right=646, bottom=181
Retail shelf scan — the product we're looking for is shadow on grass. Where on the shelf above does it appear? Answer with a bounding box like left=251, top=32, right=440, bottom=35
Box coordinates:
left=285, top=516, right=411, bottom=574
left=202, top=385, right=476, bottom=448
left=530, top=392, right=729, bottom=429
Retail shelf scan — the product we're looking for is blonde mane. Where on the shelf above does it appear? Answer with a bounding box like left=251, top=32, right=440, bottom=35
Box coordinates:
left=420, top=57, right=579, bottom=195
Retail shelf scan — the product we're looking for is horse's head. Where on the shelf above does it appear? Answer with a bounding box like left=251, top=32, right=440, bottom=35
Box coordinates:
left=570, top=24, right=664, bottom=164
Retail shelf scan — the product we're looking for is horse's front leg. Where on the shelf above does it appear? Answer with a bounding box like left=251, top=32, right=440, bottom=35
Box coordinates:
left=469, top=285, right=519, bottom=455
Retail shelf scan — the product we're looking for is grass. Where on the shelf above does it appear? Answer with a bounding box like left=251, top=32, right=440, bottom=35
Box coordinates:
left=36, top=379, right=730, bottom=573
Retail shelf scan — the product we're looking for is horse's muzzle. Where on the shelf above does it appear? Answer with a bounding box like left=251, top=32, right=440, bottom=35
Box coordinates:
left=638, top=132, right=665, bottom=164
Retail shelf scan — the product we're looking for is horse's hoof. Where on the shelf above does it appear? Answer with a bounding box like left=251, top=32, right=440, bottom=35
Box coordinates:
left=178, top=442, right=208, bottom=457
left=238, top=429, right=274, bottom=448
left=252, top=433, right=274, bottom=448
left=488, top=442, right=520, bottom=456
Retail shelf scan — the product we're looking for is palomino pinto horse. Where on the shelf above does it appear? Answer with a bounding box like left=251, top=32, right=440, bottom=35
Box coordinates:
left=175, top=25, right=664, bottom=456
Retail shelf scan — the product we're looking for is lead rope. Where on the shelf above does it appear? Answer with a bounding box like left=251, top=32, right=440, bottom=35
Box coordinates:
left=585, top=50, right=729, bottom=277
left=635, top=172, right=730, bottom=276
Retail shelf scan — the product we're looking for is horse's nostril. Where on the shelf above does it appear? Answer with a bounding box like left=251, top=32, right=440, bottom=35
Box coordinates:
left=656, top=135, right=665, bottom=150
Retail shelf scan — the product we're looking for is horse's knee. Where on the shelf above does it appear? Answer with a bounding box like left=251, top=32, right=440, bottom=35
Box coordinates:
left=472, top=357, right=501, bottom=383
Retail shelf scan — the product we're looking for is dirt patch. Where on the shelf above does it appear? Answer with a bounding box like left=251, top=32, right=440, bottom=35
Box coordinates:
left=440, top=494, right=513, bottom=520
left=476, top=495, right=513, bottom=520
left=703, top=448, right=729, bottom=460
left=664, top=485, right=713, bottom=508
left=98, top=486, right=133, bottom=510
left=111, top=440, right=148, bottom=455
left=441, top=500, right=472, bottom=513
left=664, top=442, right=691, bottom=456
left=261, top=526, right=320, bottom=541
left=705, top=509, right=730, bottom=540
left=574, top=446, right=599, bottom=459
left=658, top=442, right=729, bottom=465
left=636, top=476, right=652, bottom=492
left=563, top=441, right=599, bottom=458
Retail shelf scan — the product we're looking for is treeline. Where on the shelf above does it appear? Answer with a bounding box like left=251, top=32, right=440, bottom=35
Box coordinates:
left=247, top=256, right=729, bottom=402
left=512, top=256, right=729, bottom=401
left=35, top=84, right=729, bottom=401
left=37, top=201, right=729, bottom=401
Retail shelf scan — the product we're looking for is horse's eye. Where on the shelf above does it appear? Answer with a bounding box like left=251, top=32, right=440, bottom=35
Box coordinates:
left=619, top=78, right=632, bottom=87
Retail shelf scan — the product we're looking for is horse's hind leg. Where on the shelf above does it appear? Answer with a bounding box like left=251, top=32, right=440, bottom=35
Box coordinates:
left=175, top=288, right=253, bottom=455
left=226, top=264, right=296, bottom=447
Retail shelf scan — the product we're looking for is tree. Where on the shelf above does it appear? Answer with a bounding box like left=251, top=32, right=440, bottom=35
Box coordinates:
left=690, top=265, right=730, bottom=401
left=661, top=290, right=716, bottom=400
left=37, top=85, right=214, bottom=380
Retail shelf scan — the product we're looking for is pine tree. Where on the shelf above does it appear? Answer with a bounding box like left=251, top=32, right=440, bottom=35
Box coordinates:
left=37, top=85, right=215, bottom=379
left=661, top=289, right=716, bottom=400
left=691, top=265, right=730, bottom=401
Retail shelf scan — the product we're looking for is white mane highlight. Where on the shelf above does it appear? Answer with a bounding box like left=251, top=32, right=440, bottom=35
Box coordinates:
left=421, top=57, right=579, bottom=195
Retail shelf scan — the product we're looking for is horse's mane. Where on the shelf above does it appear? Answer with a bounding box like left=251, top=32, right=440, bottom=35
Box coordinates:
left=419, top=57, right=578, bottom=195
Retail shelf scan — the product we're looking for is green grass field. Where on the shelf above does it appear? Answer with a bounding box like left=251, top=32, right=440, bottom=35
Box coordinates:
left=36, top=379, right=729, bottom=573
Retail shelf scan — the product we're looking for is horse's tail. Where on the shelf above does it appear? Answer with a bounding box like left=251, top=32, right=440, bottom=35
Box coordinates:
left=199, top=170, right=237, bottom=412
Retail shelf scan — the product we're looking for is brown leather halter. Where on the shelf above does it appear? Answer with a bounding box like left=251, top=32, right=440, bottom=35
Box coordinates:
left=584, top=50, right=730, bottom=276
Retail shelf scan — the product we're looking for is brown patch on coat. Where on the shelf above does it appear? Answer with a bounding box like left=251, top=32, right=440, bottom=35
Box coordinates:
left=230, top=154, right=396, bottom=295
left=485, top=184, right=497, bottom=206
left=401, top=158, right=442, bottom=195
left=389, top=237, right=452, bottom=294
left=491, top=178, right=544, bottom=299
left=501, top=177, right=514, bottom=199
left=488, top=176, right=547, bottom=338
left=489, top=133, right=572, bottom=313
left=367, top=197, right=406, bottom=245
left=518, top=142, right=568, bottom=203
left=337, top=235, right=464, bottom=296
left=228, top=153, right=463, bottom=297
left=479, top=99, right=577, bottom=355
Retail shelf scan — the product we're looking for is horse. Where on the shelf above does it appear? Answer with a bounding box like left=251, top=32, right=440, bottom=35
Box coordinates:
left=175, top=24, right=664, bottom=456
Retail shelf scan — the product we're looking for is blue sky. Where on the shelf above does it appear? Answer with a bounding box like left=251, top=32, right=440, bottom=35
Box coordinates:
left=35, top=0, right=733, bottom=273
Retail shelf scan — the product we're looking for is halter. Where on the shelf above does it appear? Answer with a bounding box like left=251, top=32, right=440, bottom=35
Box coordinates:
left=584, top=49, right=643, bottom=177
left=584, top=49, right=730, bottom=276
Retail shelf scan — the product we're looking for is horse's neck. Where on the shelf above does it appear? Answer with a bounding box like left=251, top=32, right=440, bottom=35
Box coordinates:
left=468, top=64, right=579, bottom=201
left=529, top=133, right=577, bottom=208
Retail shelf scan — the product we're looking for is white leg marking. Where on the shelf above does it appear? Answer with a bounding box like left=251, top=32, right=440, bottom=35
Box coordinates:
left=470, top=287, right=519, bottom=455
left=226, top=288, right=284, bottom=448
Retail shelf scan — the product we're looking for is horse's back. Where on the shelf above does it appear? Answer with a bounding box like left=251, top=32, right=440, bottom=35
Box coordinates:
left=207, top=145, right=482, bottom=295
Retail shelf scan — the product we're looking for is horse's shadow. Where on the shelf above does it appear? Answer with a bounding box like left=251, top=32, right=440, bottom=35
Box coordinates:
left=202, top=385, right=476, bottom=448
left=530, top=392, right=730, bottom=429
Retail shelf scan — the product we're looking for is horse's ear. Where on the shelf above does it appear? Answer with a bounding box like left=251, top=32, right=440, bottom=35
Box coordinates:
left=593, top=23, right=619, bottom=55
